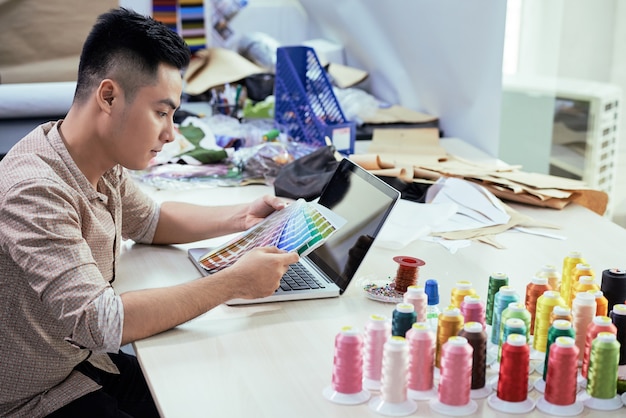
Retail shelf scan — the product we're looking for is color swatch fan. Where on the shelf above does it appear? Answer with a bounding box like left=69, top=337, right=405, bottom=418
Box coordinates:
left=198, top=199, right=346, bottom=273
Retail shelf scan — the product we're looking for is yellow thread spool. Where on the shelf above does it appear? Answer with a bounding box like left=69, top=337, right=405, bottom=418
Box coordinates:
left=569, top=263, right=594, bottom=306
left=435, top=306, right=464, bottom=368
left=450, top=281, right=476, bottom=309
left=561, top=252, right=584, bottom=308
left=533, top=290, right=567, bottom=352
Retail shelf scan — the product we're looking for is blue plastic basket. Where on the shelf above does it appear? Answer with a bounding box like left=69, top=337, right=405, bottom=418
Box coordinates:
left=274, top=46, right=355, bottom=154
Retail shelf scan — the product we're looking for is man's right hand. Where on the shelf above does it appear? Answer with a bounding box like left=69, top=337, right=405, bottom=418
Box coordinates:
left=227, top=247, right=300, bottom=300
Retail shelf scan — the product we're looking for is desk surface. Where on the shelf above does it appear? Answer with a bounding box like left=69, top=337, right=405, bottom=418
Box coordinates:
left=113, top=140, right=626, bottom=418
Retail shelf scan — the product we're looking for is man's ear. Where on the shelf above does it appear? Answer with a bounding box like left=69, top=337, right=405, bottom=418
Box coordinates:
left=96, top=79, right=117, bottom=113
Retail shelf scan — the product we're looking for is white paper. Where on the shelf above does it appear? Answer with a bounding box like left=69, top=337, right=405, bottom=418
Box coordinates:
left=374, top=199, right=458, bottom=250
left=425, top=177, right=511, bottom=232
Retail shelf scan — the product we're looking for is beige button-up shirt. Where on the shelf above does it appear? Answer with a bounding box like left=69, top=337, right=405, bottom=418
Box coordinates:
left=0, top=121, right=160, bottom=417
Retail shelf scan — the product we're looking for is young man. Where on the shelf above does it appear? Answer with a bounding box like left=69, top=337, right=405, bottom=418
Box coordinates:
left=0, top=8, right=299, bottom=417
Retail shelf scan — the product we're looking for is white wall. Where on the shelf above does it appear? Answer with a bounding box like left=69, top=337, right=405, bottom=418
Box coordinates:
left=515, top=0, right=626, bottom=225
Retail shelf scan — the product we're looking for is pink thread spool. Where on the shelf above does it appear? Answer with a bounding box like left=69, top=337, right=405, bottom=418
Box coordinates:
left=460, top=295, right=486, bottom=329
left=406, top=322, right=437, bottom=400
left=323, top=326, right=370, bottom=405
left=363, top=314, right=391, bottom=391
left=369, top=337, right=418, bottom=416
left=404, top=286, right=428, bottom=323
left=429, top=336, right=478, bottom=416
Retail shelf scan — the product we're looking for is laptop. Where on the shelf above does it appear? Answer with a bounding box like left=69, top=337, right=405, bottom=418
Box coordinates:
left=188, top=158, right=400, bottom=305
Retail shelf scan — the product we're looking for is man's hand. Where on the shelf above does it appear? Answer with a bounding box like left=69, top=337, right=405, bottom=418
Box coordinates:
left=241, top=195, right=293, bottom=230
left=227, top=247, right=300, bottom=299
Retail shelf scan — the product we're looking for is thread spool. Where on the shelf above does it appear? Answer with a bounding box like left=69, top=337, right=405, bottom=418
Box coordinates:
left=533, top=290, right=566, bottom=353
left=458, top=322, right=492, bottom=399
left=590, top=289, right=609, bottom=317
left=496, top=317, right=526, bottom=364
left=601, top=268, right=626, bottom=314
left=459, top=295, right=485, bottom=329
left=582, top=332, right=623, bottom=411
left=536, top=264, right=560, bottom=292
left=392, top=256, right=425, bottom=293
left=570, top=264, right=594, bottom=306
left=429, top=336, right=478, bottom=416
left=500, top=302, right=532, bottom=345
left=435, top=306, right=464, bottom=368
left=403, top=286, right=428, bottom=323
left=368, top=336, right=418, bottom=416
left=534, top=319, right=574, bottom=390
left=323, top=326, right=371, bottom=404
left=363, top=314, right=391, bottom=391
left=581, top=316, right=617, bottom=380
left=392, top=303, right=417, bottom=338
left=561, top=251, right=584, bottom=308
left=571, top=291, right=597, bottom=362
left=486, top=272, right=509, bottom=326
left=424, top=279, right=440, bottom=332
left=536, top=336, right=584, bottom=416
left=571, top=275, right=599, bottom=307
left=487, top=334, right=535, bottom=414
left=450, top=280, right=476, bottom=309
left=406, top=322, right=437, bottom=400
left=550, top=305, right=572, bottom=325
left=525, top=275, right=551, bottom=335
left=490, top=286, right=519, bottom=345
left=609, top=303, right=626, bottom=365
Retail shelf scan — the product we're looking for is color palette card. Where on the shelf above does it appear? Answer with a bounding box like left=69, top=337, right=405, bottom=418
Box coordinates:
left=198, top=199, right=346, bottom=273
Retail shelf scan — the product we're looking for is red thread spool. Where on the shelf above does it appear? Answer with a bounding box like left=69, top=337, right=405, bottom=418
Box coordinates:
left=581, top=315, right=617, bottom=379
left=497, top=334, right=530, bottom=402
left=544, top=336, right=579, bottom=405
left=392, top=256, right=425, bottom=293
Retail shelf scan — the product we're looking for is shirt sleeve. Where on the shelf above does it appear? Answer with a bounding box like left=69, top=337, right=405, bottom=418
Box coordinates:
left=118, top=168, right=160, bottom=244
left=0, top=177, right=123, bottom=353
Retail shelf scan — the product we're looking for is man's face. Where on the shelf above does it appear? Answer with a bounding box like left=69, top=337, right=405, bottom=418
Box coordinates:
left=106, top=64, right=182, bottom=170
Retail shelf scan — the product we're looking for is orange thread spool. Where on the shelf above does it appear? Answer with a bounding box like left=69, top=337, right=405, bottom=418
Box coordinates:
left=525, top=275, right=552, bottom=335
left=392, top=256, right=425, bottom=293
left=550, top=305, right=572, bottom=325
left=589, top=290, right=608, bottom=317
left=570, top=276, right=599, bottom=306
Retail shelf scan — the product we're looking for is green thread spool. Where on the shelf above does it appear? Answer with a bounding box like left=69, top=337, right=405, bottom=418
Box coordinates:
left=498, top=317, right=526, bottom=362
left=542, top=319, right=574, bottom=381
left=586, top=332, right=620, bottom=399
left=486, top=272, right=508, bottom=326
left=500, top=302, right=532, bottom=344
left=392, top=303, right=417, bottom=337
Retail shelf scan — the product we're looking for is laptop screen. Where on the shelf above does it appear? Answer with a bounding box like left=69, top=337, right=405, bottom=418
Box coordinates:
left=307, top=159, right=400, bottom=293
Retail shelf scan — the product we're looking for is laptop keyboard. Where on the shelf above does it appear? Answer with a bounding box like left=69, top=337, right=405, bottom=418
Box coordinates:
left=278, top=263, right=326, bottom=292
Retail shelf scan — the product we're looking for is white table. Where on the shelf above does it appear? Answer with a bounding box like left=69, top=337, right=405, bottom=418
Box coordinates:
left=113, top=139, right=626, bottom=417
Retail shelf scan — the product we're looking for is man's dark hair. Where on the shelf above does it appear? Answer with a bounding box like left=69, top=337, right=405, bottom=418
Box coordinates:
left=74, top=7, right=191, bottom=104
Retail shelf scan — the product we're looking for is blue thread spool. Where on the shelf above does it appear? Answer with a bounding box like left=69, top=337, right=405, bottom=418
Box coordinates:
left=392, top=303, right=417, bottom=337
left=490, top=286, right=519, bottom=345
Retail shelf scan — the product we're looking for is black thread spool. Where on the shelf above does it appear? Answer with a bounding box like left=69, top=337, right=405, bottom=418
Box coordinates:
left=609, top=303, right=626, bottom=365
left=600, top=268, right=626, bottom=313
